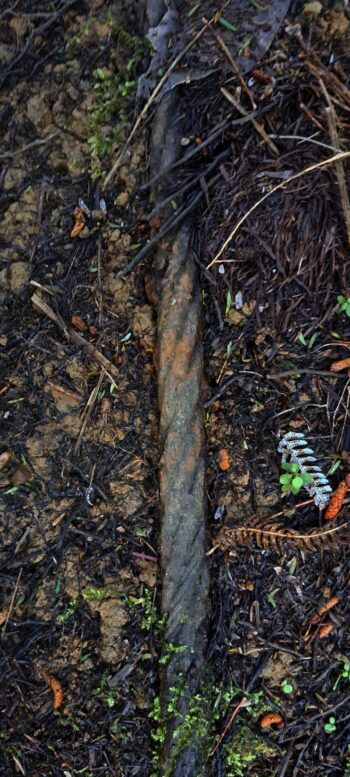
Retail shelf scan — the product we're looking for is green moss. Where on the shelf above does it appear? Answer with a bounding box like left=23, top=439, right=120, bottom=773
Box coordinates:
left=85, top=27, right=147, bottom=179
left=150, top=680, right=279, bottom=776
left=223, top=726, right=276, bottom=777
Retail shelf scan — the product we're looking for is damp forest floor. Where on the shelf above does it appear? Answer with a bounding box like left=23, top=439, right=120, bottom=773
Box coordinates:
left=1, top=1, right=350, bottom=776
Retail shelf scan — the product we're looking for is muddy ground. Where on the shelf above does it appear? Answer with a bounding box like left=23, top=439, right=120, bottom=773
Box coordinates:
left=1, top=1, right=350, bottom=776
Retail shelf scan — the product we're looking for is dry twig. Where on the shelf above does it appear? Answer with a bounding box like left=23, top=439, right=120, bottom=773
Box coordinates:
left=31, top=293, right=119, bottom=378
left=74, top=372, right=104, bottom=455
left=320, top=81, right=350, bottom=246
left=206, top=20, right=256, bottom=109
left=0, top=132, right=59, bottom=161
left=2, top=568, right=22, bottom=635
left=221, top=87, right=279, bottom=156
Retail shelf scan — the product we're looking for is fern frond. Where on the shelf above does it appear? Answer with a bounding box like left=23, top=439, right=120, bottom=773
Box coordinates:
left=215, top=517, right=349, bottom=553
left=278, top=431, right=332, bottom=507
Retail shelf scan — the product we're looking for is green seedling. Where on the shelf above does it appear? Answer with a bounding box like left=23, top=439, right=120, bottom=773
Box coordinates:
left=297, top=331, right=319, bottom=350
left=333, top=659, right=350, bottom=690
left=187, top=3, right=200, bottom=17
left=238, top=36, right=253, bottom=55
left=267, top=589, right=278, bottom=608
left=56, top=598, right=78, bottom=624
left=225, top=290, right=232, bottom=316
left=324, top=716, right=337, bottom=734
left=327, top=459, right=341, bottom=477
left=218, top=16, right=237, bottom=32
left=281, top=679, right=293, bottom=695
left=279, top=461, right=313, bottom=495
left=337, top=295, right=350, bottom=317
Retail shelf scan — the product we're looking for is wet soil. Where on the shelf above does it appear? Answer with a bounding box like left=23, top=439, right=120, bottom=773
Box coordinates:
left=1, top=3, right=158, bottom=775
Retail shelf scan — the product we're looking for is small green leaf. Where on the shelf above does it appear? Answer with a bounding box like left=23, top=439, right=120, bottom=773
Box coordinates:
left=218, top=16, right=237, bottom=32
left=324, top=716, right=337, bottom=733
left=187, top=2, right=200, bottom=16
left=281, top=462, right=292, bottom=471
left=307, top=331, right=319, bottom=350
left=346, top=304, right=350, bottom=317
left=291, top=462, right=300, bottom=473
left=267, top=590, right=278, bottom=608
left=291, top=475, right=303, bottom=491
left=337, top=295, right=346, bottom=304
left=287, top=556, right=297, bottom=575
left=281, top=484, right=290, bottom=493
left=297, top=332, right=307, bottom=347
left=281, top=680, right=293, bottom=694
left=327, top=459, right=341, bottom=477
left=238, top=35, right=253, bottom=55
left=280, top=474, right=292, bottom=485
left=225, top=291, right=232, bottom=315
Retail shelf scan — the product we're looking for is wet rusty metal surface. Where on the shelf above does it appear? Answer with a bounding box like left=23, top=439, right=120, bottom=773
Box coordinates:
left=149, top=87, right=209, bottom=774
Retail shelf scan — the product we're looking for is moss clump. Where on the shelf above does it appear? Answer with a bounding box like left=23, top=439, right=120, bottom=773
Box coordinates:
left=86, top=27, right=147, bottom=179
left=223, top=726, right=276, bottom=777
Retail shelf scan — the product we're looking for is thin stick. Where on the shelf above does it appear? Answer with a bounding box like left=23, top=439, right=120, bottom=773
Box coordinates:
left=270, top=134, right=338, bottom=152
left=320, top=81, right=350, bottom=245
left=210, top=697, right=250, bottom=754
left=2, top=568, right=22, bottom=635
left=103, top=12, right=219, bottom=188
left=206, top=20, right=256, bottom=109
left=0, top=132, right=59, bottom=160
left=206, top=151, right=350, bottom=269
left=74, top=371, right=104, bottom=455
left=267, top=368, right=345, bottom=380
left=221, top=87, right=279, bottom=156
left=31, top=293, right=119, bottom=377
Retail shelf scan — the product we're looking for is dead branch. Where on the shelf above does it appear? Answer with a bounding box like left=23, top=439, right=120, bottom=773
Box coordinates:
left=146, top=148, right=230, bottom=220
left=206, top=19, right=256, bottom=109
left=31, top=292, right=119, bottom=378
left=320, top=81, right=350, bottom=246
